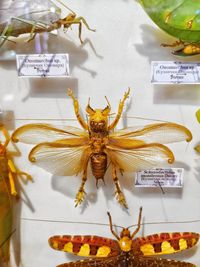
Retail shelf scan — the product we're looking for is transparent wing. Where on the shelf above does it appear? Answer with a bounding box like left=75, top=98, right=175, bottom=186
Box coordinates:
left=56, top=255, right=124, bottom=267
left=4, top=0, right=60, bottom=23
left=106, top=143, right=175, bottom=172
left=29, top=140, right=91, bottom=176
left=110, top=123, right=192, bottom=144
left=129, top=255, right=196, bottom=267
left=12, top=124, right=88, bottom=144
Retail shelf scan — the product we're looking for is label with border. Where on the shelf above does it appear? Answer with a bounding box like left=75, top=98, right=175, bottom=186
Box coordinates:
left=16, top=53, right=69, bottom=77
left=135, top=168, right=183, bottom=188
left=151, top=61, right=200, bottom=84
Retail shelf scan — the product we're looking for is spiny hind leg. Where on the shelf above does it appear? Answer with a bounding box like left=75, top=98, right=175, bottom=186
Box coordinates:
left=112, top=164, right=128, bottom=209
left=75, top=168, right=88, bottom=207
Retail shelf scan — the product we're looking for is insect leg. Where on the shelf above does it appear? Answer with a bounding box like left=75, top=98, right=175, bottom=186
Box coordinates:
left=107, top=212, right=119, bottom=240
left=75, top=165, right=88, bottom=207
left=8, top=172, right=17, bottom=196
left=112, top=164, right=128, bottom=209
left=8, top=159, right=32, bottom=185
left=108, top=88, right=130, bottom=131
left=131, top=207, right=142, bottom=239
left=67, top=89, right=89, bottom=130
left=161, top=39, right=184, bottom=48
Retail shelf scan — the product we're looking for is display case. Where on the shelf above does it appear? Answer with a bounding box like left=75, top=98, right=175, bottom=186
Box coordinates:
left=0, top=0, right=200, bottom=266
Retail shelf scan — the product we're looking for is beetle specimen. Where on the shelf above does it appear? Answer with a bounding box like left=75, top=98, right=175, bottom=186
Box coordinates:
left=0, top=0, right=95, bottom=46
left=0, top=124, right=32, bottom=266
left=11, top=89, right=192, bottom=208
left=139, top=0, right=200, bottom=56
left=49, top=207, right=199, bottom=267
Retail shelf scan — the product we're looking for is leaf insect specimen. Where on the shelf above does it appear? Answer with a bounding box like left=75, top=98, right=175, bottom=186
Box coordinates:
left=0, top=124, right=32, bottom=266
left=12, top=89, right=192, bottom=208
left=49, top=207, right=199, bottom=267
left=139, top=0, right=200, bottom=56
left=0, top=0, right=95, bottom=46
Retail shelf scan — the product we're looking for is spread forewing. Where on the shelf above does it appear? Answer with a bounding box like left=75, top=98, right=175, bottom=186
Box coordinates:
left=12, top=124, right=88, bottom=144
left=110, top=123, right=192, bottom=144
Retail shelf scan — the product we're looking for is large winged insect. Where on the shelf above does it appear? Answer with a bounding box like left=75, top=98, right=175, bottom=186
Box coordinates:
left=139, top=0, right=200, bottom=56
left=11, top=88, right=192, bottom=208
left=49, top=207, right=199, bottom=267
left=0, top=124, right=32, bottom=266
left=0, top=0, right=95, bottom=46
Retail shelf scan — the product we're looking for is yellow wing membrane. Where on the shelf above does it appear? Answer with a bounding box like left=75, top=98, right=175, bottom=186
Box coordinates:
left=12, top=124, right=87, bottom=144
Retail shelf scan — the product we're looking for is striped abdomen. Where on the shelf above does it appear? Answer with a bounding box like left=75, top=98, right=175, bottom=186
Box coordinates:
left=49, top=235, right=119, bottom=257
left=132, top=232, right=199, bottom=256
left=90, top=153, right=107, bottom=183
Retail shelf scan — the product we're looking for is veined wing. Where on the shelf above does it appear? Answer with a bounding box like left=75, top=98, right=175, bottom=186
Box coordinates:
left=7, top=0, right=60, bottom=23
left=49, top=235, right=120, bottom=257
left=129, top=255, right=196, bottom=267
left=12, top=124, right=88, bottom=144
left=132, top=232, right=199, bottom=256
left=29, top=140, right=91, bottom=176
left=106, top=142, right=175, bottom=172
left=55, top=255, right=124, bottom=267
left=110, top=123, right=192, bottom=144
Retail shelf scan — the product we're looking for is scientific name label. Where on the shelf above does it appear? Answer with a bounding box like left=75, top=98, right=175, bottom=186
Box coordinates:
left=151, top=61, right=200, bottom=84
left=135, top=168, right=183, bottom=188
left=16, top=54, right=69, bottom=77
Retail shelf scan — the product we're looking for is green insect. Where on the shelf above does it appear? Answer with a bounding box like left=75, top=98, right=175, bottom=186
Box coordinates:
left=139, top=0, right=200, bottom=56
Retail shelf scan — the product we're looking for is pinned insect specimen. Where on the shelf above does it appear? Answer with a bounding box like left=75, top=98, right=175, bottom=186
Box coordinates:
left=11, top=89, right=192, bottom=208
left=139, top=0, right=200, bottom=56
left=49, top=207, right=199, bottom=267
left=0, top=124, right=32, bottom=266
left=0, top=0, right=95, bottom=46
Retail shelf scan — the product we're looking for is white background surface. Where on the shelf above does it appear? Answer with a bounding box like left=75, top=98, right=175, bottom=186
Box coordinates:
left=0, top=0, right=200, bottom=266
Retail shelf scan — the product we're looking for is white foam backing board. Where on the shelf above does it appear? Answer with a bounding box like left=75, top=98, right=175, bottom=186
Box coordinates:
left=0, top=0, right=200, bottom=266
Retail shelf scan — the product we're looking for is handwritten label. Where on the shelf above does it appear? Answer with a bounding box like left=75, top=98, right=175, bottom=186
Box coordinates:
left=16, top=54, right=69, bottom=77
left=135, top=168, right=183, bottom=188
left=151, top=61, right=200, bottom=84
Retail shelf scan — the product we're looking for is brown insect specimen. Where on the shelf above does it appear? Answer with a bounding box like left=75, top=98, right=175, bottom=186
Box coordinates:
left=11, top=89, right=192, bottom=208
left=49, top=207, right=199, bottom=267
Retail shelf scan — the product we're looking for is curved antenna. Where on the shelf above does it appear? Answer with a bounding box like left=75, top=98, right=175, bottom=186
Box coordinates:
left=86, top=98, right=95, bottom=115
left=55, top=0, right=76, bottom=15
left=107, top=212, right=120, bottom=240
left=130, top=207, right=142, bottom=239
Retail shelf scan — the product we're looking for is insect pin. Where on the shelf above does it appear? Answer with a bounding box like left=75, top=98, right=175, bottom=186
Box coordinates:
left=0, top=124, right=32, bottom=266
left=49, top=207, right=199, bottom=267
left=0, top=0, right=95, bottom=46
left=11, top=88, right=192, bottom=209
left=139, top=0, right=200, bottom=56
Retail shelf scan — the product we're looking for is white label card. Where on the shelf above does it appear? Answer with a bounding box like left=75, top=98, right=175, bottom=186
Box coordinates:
left=151, top=61, right=200, bottom=84
left=16, top=54, right=69, bottom=77
left=135, top=168, right=183, bottom=188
